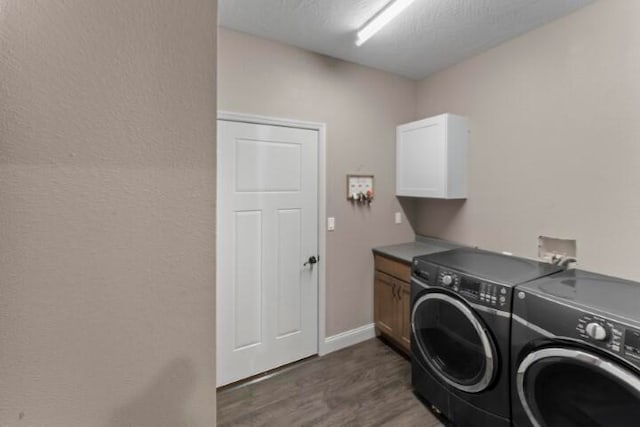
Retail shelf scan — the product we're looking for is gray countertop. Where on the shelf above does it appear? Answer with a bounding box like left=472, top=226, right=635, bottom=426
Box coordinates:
left=372, top=236, right=465, bottom=264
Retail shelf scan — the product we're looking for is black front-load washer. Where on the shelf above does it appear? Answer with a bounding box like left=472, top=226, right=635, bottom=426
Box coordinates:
left=511, top=269, right=640, bottom=427
left=411, top=248, right=562, bottom=427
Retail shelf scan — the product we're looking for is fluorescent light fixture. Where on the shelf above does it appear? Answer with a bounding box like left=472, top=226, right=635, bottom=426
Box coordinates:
left=355, top=0, right=416, bottom=46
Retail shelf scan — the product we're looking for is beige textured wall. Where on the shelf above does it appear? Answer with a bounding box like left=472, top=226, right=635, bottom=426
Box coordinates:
left=218, top=28, right=416, bottom=336
left=0, top=1, right=217, bottom=426
left=411, top=0, right=640, bottom=279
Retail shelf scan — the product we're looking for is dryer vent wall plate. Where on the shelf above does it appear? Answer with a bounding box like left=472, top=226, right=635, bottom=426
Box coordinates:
left=538, top=236, right=577, bottom=263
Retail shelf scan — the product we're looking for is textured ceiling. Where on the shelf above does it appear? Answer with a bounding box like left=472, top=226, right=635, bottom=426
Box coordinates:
left=219, top=0, right=595, bottom=80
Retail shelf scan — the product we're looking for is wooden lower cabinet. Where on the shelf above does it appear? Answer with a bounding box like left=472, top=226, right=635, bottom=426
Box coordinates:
left=399, top=282, right=411, bottom=351
left=374, top=271, right=396, bottom=337
left=373, top=254, right=412, bottom=355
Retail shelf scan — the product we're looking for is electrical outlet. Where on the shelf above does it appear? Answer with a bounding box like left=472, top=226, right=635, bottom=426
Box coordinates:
left=394, top=212, right=402, bottom=224
left=327, top=217, right=335, bottom=231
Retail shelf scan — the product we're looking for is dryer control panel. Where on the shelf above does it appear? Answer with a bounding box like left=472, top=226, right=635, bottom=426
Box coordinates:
left=434, top=269, right=511, bottom=310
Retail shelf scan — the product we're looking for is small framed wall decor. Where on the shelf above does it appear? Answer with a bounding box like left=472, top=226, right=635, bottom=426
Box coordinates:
left=347, top=174, right=374, bottom=204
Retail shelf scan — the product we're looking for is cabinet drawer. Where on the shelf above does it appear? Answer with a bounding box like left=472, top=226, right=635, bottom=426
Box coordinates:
left=374, top=255, right=411, bottom=283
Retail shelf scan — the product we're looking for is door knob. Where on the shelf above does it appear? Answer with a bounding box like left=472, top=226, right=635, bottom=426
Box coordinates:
left=304, top=256, right=319, bottom=266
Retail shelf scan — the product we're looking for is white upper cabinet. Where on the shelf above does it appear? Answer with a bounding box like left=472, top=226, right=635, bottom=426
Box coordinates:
left=396, top=114, right=469, bottom=199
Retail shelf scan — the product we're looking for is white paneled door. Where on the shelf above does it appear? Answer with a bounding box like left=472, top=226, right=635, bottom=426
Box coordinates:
left=217, top=120, right=319, bottom=387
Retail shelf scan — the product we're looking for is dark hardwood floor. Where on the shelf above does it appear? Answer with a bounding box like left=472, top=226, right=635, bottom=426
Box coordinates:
left=217, top=338, right=444, bottom=427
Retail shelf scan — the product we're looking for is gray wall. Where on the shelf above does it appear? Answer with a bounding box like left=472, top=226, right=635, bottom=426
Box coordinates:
left=411, top=0, right=640, bottom=280
left=0, top=1, right=218, bottom=426
left=218, top=28, right=416, bottom=336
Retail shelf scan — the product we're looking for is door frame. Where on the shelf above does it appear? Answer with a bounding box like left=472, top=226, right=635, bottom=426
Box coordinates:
left=217, top=111, right=329, bottom=356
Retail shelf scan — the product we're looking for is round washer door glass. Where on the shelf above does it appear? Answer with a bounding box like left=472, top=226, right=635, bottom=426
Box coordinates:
left=412, top=292, right=496, bottom=393
left=517, top=347, right=640, bottom=427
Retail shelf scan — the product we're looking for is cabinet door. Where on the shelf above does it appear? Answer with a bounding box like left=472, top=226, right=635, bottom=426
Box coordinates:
left=398, top=282, right=411, bottom=353
left=396, top=115, right=446, bottom=198
left=374, top=272, right=397, bottom=337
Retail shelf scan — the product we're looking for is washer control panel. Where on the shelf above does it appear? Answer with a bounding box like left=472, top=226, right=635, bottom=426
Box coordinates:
left=623, top=329, right=640, bottom=362
left=577, top=315, right=620, bottom=350
left=435, top=269, right=510, bottom=309
left=576, top=314, right=640, bottom=362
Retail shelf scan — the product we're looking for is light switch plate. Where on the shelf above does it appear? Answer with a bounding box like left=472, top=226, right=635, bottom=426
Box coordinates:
left=327, top=217, right=335, bottom=231
left=394, top=212, right=402, bottom=224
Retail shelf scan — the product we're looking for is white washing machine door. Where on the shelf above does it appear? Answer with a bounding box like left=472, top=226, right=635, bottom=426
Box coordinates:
left=411, top=291, right=497, bottom=393
left=517, top=347, right=640, bottom=427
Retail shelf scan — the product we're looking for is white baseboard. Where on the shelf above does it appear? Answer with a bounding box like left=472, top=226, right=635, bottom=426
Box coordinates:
left=320, top=323, right=376, bottom=355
